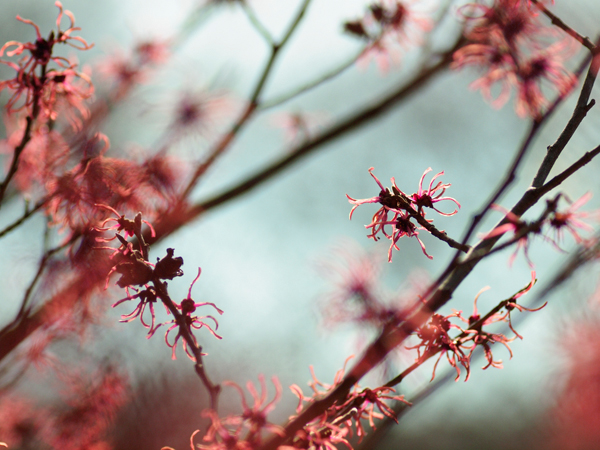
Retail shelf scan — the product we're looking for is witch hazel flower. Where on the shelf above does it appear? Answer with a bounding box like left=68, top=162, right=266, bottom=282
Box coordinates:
left=513, top=41, right=578, bottom=118
left=0, top=1, right=93, bottom=114
left=345, top=1, right=432, bottom=73
left=288, top=358, right=410, bottom=449
left=411, top=167, right=461, bottom=216
left=197, top=376, right=284, bottom=450
left=406, top=312, right=470, bottom=381
left=152, top=268, right=224, bottom=361
left=483, top=203, right=540, bottom=267
left=452, top=0, right=577, bottom=118
left=546, top=192, right=595, bottom=249
left=347, top=167, right=460, bottom=262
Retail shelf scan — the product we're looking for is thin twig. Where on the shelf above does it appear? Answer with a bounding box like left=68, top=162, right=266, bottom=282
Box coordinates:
left=532, top=51, right=600, bottom=188
left=533, top=0, right=597, bottom=52
left=180, top=0, right=313, bottom=200
left=240, top=1, right=275, bottom=45
left=0, top=198, right=48, bottom=239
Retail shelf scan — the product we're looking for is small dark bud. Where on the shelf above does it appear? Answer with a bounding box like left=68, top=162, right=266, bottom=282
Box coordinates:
left=370, top=4, right=385, bottom=22
left=343, top=20, right=368, bottom=38
left=154, top=248, right=184, bottom=280
left=180, top=298, right=196, bottom=315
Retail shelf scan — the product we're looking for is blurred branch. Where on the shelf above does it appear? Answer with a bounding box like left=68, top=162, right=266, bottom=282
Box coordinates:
left=180, top=0, right=313, bottom=200
left=240, top=1, right=275, bottom=45
left=188, top=37, right=464, bottom=217
left=0, top=198, right=47, bottom=239
left=258, top=49, right=362, bottom=110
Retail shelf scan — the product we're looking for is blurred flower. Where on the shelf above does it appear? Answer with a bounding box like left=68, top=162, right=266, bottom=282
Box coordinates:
left=94, top=38, right=170, bottom=100
left=166, top=87, right=235, bottom=144
left=0, top=1, right=93, bottom=114
left=483, top=203, right=539, bottom=267
left=547, top=192, right=594, bottom=248
left=452, top=0, right=577, bottom=118
left=348, top=0, right=432, bottom=73
left=546, top=316, right=600, bottom=449
left=316, top=240, right=390, bottom=328
left=270, top=110, right=330, bottom=144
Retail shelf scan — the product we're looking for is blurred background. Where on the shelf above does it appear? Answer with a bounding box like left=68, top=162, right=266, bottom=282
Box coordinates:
left=1, top=0, right=600, bottom=449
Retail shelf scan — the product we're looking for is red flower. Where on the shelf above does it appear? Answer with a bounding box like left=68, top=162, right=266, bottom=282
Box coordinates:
left=0, top=1, right=93, bottom=113
left=452, top=0, right=576, bottom=118
left=348, top=167, right=459, bottom=262
left=411, top=167, right=461, bottom=216
left=151, top=268, right=224, bottom=361
left=547, top=192, right=594, bottom=248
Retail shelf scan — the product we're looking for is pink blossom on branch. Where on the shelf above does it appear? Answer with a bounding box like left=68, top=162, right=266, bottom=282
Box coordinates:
left=410, top=167, right=461, bottom=216
left=546, top=192, right=595, bottom=248
left=452, top=0, right=578, bottom=118
left=346, top=1, right=433, bottom=73
left=288, top=358, right=410, bottom=448
left=347, top=167, right=459, bottom=261
left=0, top=1, right=93, bottom=114
left=198, top=376, right=284, bottom=450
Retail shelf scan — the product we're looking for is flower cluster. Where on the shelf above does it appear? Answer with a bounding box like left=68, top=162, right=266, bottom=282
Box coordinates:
left=284, top=360, right=410, bottom=450
left=95, top=38, right=170, bottom=100
left=96, top=207, right=223, bottom=361
left=452, top=0, right=577, bottom=118
left=483, top=193, right=595, bottom=267
left=407, top=273, right=541, bottom=381
left=347, top=167, right=460, bottom=262
left=0, top=1, right=94, bottom=118
left=196, top=376, right=285, bottom=450
left=343, top=1, right=432, bottom=72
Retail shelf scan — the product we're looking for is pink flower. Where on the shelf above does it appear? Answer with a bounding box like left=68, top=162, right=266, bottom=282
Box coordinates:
left=351, top=1, right=432, bottom=73
left=411, top=167, right=461, bottom=216
left=384, top=212, right=431, bottom=261
left=547, top=192, right=594, bottom=248
left=151, top=268, right=224, bottom=361
left=514, top=42, right=578, bottom=118
left=498, top=271, right=544, bottom=339
left=316, top=240, right=393, bottom=328
left=94, top=38, right=169, bottom=100
left=199, top=376, right=284, bottom=450
left=0, top=2, right=93, bottom=113
left=483, top=203, right=538, bottom=267
left=406, top=312, right=470, bottom=381
left=222, top=375, right=285, bottom=437
left=348, top=167, right=459, bottom=262
left=452, top=0, right=576, bottom=118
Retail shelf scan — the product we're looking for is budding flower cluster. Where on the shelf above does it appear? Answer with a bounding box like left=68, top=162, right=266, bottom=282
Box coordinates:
left=95, top=206, right=223, bottom=362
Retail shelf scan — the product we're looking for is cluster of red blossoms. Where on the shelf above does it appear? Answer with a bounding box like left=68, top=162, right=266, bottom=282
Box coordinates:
left=0, top=3, right=184, bottom=238
left=96, top=206, right=223, bottom=362
left=194, top=361, right=410, bottom=450
left=286, top=361, right=410, bottom=450
left=0, top=1, right=93, bottom=118
left=408, top=272, right=543, bottom=381
left=347, top=167, right=460, bottom=262
left=452, top=0, right=576, bottom=118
